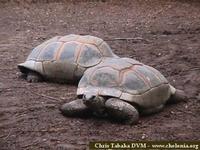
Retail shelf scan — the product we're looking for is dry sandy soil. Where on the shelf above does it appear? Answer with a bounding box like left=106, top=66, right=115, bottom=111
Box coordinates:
left=0, top=0, right=199, bottom=149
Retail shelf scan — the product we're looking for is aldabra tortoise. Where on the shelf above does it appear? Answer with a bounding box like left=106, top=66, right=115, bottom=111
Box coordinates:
left=60, top=57, right=186, bottom=124
left=18, top=34, right=118, bottom=83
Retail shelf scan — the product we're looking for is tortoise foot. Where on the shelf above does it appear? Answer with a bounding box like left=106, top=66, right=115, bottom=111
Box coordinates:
left=27, top=72, right=42, bottom=83
left=18, top=72, right=27, bottom=80
left=105, top=98, right=139, bottom=125
left=60, top=99, right=91, bottom=117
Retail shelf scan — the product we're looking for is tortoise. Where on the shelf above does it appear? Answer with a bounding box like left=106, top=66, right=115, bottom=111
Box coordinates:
left=60, top=57, right=186, bottom=124
left=18, top=34, right=118, bottom=83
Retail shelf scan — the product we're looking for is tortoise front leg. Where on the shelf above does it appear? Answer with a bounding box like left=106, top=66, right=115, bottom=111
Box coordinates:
left=26, top=71, right=43, bottom=83
left=105, top=98, right=139, bottom=125
left=60, top=99, right=91, bottom=117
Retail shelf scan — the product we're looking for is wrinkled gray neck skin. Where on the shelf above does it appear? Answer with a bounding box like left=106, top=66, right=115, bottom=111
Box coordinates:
left=83, top=92, right=107, bottom=116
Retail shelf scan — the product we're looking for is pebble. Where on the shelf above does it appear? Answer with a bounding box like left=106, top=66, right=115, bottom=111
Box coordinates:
left=0, top=82, right=4, bottom=92
left=141, top=133, right=148, bottom=139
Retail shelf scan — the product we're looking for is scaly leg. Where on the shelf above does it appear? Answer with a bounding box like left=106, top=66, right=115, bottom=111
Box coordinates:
left=60, top=99, right=91, bottom=117
left=26, top=71, right=43, bottom=83
left=105, top=98, right=139, bottom=125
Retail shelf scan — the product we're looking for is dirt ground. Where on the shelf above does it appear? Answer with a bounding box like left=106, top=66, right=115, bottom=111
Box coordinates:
left=0, top=0, right=200, bottom=149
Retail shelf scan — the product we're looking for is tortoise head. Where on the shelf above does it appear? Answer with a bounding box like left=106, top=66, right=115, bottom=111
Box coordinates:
left=82, top=92, right=106, bottom=115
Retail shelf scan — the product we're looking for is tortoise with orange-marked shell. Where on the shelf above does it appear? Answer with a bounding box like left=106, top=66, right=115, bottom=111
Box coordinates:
left=18, top=34, right=118, bottom=83
left=60, top=57, right=186, bottom=124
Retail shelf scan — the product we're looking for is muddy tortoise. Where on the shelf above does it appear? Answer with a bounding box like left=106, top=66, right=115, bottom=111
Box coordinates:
left=18, top=34, right=118, bottom=83
left=60, top=57, right=186, bottom=124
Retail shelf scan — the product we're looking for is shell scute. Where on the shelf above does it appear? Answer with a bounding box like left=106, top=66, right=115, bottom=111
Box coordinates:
left=59, top=42, right=78, bottom=62
left=135, top=65, right=165, bottom=87
left=27, top=44, right=44, bottom=60
left=77, top=44, right=102, bottom=67
left=90, top=67, right=119, bottom=87
left=121, top=70, right=149, bottom=94
left=146, top=66, right=168, bottom=83
left=38, top=42, right=61, bottom=61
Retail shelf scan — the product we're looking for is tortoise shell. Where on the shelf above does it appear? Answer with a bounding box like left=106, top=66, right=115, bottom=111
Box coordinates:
left=18, top=34, right=118, bottom=82
left=77, top=57, right=171, bottom=108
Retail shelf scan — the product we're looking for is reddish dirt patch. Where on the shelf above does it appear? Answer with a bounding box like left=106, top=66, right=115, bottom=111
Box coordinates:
left=0, top=0, right=199, bottom=149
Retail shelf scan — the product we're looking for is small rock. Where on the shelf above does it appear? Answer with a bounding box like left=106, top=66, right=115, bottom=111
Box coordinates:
left=0, top=82, right=4, bottom=92
left=141, top=133, right=148, bottom=139
left=185, top=105, right=188, bottom=109
left=42, top=138, right=47, bottom=142
left=170, top=111, right=175, bottom=114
